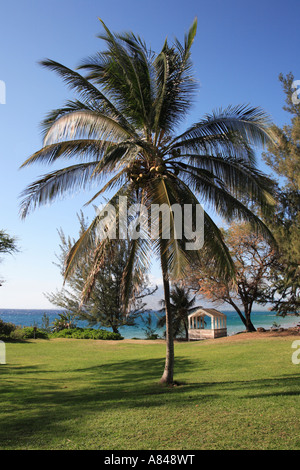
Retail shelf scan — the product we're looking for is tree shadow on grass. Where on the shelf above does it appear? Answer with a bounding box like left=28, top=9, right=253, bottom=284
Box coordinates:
left=0, top=356, right=207, bottom=448
left=0, top=336, right=37, bottom=344
left=1, top=356, right=300, bottom=449
left=186, top=373, right=300, bottom=396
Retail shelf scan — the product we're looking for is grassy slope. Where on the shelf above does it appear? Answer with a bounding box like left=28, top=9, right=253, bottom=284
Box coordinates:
left=0, top=335, right=299, bottom=450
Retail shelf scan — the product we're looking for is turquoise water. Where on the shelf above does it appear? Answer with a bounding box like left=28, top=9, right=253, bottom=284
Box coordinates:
left=0, top=308, right=299, bottom=338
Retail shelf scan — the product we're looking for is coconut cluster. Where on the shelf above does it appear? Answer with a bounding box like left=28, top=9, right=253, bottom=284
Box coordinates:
left=126, top=149, right=181, bottom=186
left=126, top=159, right=166, bottom=186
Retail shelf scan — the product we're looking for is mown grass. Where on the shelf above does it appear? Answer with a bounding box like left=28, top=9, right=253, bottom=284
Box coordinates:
left=0, top=336, right=299, bottom=450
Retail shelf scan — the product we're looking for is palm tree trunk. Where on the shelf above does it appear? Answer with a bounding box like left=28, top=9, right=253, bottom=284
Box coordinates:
left=159, top=249, right=174, bottom=385
left=184, top=321, right=189, bottom=341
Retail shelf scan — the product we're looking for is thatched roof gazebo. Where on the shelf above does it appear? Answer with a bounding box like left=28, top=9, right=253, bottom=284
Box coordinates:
left=188, top=308, right=227, bottom=340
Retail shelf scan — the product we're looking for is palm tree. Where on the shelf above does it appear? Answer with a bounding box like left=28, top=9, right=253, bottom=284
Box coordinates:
left=159, top=284, right=200, bottom=340
left=20, top=18, right=276, bottom=384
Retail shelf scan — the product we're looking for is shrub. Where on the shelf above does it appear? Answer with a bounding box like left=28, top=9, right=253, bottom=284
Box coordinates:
left=24, top=327, right=49, bottom=339
left=51, top=327, right=123, bottom=340
left=0, top=319, right=16, bottom=337
left=146, top=333, right=160, bottom=340
left=10, top=327, right=49, bottom=340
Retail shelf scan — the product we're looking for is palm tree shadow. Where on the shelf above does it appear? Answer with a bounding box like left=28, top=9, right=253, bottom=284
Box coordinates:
left=1, top=356, right=299, bottom=449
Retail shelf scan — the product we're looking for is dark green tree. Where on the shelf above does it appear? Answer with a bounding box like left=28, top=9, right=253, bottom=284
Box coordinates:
left=20, top=19, right=276, bottom=384
left=262, top=73, right=300, bottom=315
left=46, top=213, right=156, bottom=334
left=263, top=72, right=300, bottom=190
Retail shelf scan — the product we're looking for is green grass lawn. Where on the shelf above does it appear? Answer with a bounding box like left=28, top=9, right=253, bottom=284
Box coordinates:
left=0, top=335, right=299, bottom=450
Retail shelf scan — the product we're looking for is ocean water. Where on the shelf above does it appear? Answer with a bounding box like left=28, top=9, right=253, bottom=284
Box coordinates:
left=0, top=308, right=299, bottom=339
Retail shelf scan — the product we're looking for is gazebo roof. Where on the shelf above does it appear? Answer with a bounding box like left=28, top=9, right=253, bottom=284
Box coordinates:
left=188, top=308, right=226, bottom=319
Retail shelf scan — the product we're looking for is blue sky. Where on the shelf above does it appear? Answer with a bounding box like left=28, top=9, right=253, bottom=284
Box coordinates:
left=0, top=0, right=299, bottom=309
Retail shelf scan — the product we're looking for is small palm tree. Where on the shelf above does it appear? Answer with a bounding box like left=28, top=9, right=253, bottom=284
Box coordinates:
left=20, top=19, right=276, bottom=384
left=52, top=312, right=76, bottom=332
left=159, top=285, right=200, bottom=340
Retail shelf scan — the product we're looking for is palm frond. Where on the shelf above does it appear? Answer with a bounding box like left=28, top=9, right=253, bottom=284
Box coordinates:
left=202, top=210, right=236, bottom=280
left=19, top=162, right=100, bottom=219
left=171, top=105, right=276, bottom=161
left=121, top=237, right=152, bottom=310
left=83, top=169, right=127, bottom=206
left=91, top=140, right=142, bottom=176
left=64, top=183, right=133, bottom=280
left=173, top=157, right=276, bottom=213
left=177, top=170, right=276, bottom=245
left=20, top=139, right=110, bottom=168
left=40, top=99, right=96, bottom=138
left=40, top=59, right=135, bottom=133
left=43, top=110, right=131, bottom=146
left=166, top=176, right=235, bottom=279
left=79, top=20, right=154, bottom=131
left=152, top=19, right=198, bottom=132
left=149, top=177, right=200, bottom=279
left=168, top=132, right=258, bottom=164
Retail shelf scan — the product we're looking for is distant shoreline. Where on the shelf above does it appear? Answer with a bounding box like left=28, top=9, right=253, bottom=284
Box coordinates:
left=0, top=308, right=299, bottom=339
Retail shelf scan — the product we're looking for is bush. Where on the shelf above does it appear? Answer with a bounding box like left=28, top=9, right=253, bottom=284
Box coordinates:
left=23, top=327, right=49, bottom=339
left=10, top=327, right=49, bottom=340
left=52, top=312, right=77, bottom=332
left=0, top=319, right=16, bottom=337
left=51, top=327, right=123, bottom=340
left=146, top=334, right=160, bottom=340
